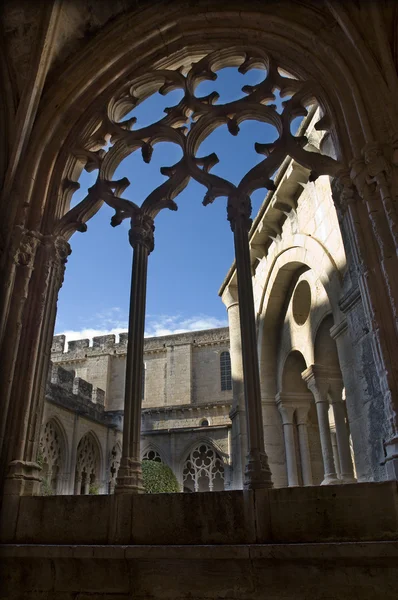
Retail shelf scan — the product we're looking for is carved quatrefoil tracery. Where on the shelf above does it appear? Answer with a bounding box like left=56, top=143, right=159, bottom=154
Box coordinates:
left=57, top=47, right=341, bottom=238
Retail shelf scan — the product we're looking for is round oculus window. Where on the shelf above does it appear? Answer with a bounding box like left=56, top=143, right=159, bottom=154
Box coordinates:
left=292, top=280, right=311, bottom=325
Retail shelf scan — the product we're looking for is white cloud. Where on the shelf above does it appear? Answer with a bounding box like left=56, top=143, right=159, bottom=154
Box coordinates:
left=144, top=314, right=228, bottom=337
left=55, top=311, right=228, bottom=346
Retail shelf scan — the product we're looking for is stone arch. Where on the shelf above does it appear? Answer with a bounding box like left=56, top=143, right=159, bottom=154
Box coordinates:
left=2, top=2, right=398, bottom=492
left=141, top=441, right=168, bottom=466
left=280, top=350, right=308, bottom=396
left=258, top=240, right=342, bottom=400
left=74, top=431, right=102, bottom=495
left=6, top=3, right=394, bottom=247
left=258, top=236, right=343, bottom=322
left=39, top=417, right=68, bottom=495
left=314, top=313, right=340, bottom=371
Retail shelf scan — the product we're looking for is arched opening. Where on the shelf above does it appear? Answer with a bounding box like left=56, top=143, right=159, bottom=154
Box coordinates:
left=220, top=351, right=232, bottom=392
left=2, top=2, right=397, bottom=501
left=142, top=448, right=162, bottom=463
left=74, top=432, right=101, bottom=495
left=182, top=442, right=225, bottom=492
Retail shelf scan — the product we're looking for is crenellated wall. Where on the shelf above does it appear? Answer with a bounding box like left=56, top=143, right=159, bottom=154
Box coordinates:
left=42, top=329, right=233, bottom=493
left=48, top=362, right=106, bottom=407
left=50, top=328, right=232, bottom=412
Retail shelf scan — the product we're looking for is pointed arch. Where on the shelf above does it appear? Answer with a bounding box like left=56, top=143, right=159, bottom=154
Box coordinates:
left=180, top=438, right=227, bottom=493
left=140, top=441, right=169, bottom=466
left=74, top=431, right=102, bottom=495
left=39, top=416, right=68, bottom=495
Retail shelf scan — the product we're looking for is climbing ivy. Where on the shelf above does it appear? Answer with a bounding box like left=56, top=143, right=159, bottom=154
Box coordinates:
left=142, top=460, right=180, bottom=493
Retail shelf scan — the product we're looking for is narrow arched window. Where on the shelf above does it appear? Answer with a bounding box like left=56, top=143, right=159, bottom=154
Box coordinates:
left=220, top=351, right=232, bottom=391
left=142, top=363, right=146, bottom=400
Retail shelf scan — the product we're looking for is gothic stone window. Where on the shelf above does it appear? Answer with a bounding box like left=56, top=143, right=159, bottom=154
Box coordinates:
left=220, top=351, right=232, bottom=391
left=39, top=419, right=63, bottom=494
left=183, top=443, right=225, bottom=492
left=75, top=432, right=100, bottom=495
left=142, top=448, right=162, bottom=462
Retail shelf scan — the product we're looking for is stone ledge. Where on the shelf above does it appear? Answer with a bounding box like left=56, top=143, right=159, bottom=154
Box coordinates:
left=1, top=542, right=398, bottom=600
left=1, top=541, right=398, bottom=561
left=1, top=482, right=397, bottom=547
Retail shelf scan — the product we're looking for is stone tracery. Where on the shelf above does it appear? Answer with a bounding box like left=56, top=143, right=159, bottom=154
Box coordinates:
left=142, top=448, right=162, bottom=463
left=183, top=443, right=225, bottom=492
left=108, top=443, right=121, bottom=494
left=74, top=432, right=100, bottom=495
left=55, top=47, right=342, bottom=495
left=58, top=46, right=341, bottom=237
left=39, top=419, right=63, bottom=494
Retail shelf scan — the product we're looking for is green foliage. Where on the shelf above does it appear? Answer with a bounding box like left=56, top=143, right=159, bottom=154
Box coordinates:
left=41, top=479, right=54, bottom=496
left=142, top=459, right=180, bottom=494
left=89, top=484, right=100, bottom=495
left=36, top=450, right=44, bottom=469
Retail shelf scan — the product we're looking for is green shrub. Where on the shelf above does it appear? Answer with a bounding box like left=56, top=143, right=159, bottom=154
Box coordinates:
left=142, top=460, right=180, bottom=493
left=36, top=450, right=44, bottom=469
left=41, top=478, right=54, bottom=496
left=89, top=484, right=100, bottom=495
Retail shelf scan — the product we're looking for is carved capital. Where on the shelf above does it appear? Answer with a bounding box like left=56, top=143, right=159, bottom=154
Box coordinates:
left=362, top=141, right=391, bottom=186
left=13, top=229, right=42, bottom=268
left=53, top=236, right=72, bottom=286
left=129, top=213, right=155, bottom=253
left=332, top=169, right=357, bottom=214
left=227, top=194, right=252, bottom=232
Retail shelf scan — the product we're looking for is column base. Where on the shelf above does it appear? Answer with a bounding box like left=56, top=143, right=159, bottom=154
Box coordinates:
left=243, top=450, right=273, bottom=490
left=114, top=458, right=144, bottom=495
left=340, top=474, right=357, bottom=484
left=321, top=475, right=342, bottom=486
left=3, top=460, right=42, bottom=496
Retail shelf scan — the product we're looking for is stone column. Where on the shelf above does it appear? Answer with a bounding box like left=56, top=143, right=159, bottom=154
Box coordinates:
left=330, top=381, right=356, bottom=483
left=278, top=403, right=299, bottom=487
left=2, top=234, right=70, bottom=496
left=302, top=366, right=340, bottom=485
left=296, top=405, right=313, bottom=486
left=221, top=285, right=247, bottom=489
left=0, top=229, right=41, bottom=489
left=115, top=213, right=154, bottom=494
left=227, top=194, right=272, bottom=489
left=330, top=431, right=341, bottom=479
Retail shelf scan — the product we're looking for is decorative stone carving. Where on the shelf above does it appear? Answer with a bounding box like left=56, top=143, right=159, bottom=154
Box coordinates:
left=129, top=213, right=155, bottom=253
left=109, top=443, right=121, bottom=494
left=183, top=443, right=225, bottom=492
left=142, top=448, right=162, bottom=462
left=12, top=228, right=41, bottom=268
left=74, top=433, right=100, bottom=495
left=59, top=46, right=340, bottom=236
left=39, top=420, right=63, bottom=493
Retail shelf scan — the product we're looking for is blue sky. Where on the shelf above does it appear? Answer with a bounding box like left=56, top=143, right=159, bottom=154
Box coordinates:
left=55, top=66, right=294, bottom=343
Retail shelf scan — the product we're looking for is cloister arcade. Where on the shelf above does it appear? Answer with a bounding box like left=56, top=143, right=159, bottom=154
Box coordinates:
left=1, top=1, right=398, bottom=499
left=1, top=2, right=398, bottom=598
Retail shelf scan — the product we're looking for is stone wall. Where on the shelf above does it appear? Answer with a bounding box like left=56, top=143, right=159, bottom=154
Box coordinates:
left=43, top=363, right=122, bottom=494
left=42, top=356, right=232, bottom=494
left=51, top=328, right=231, bottom=411
left=221, top=113, right=371, bottom=485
